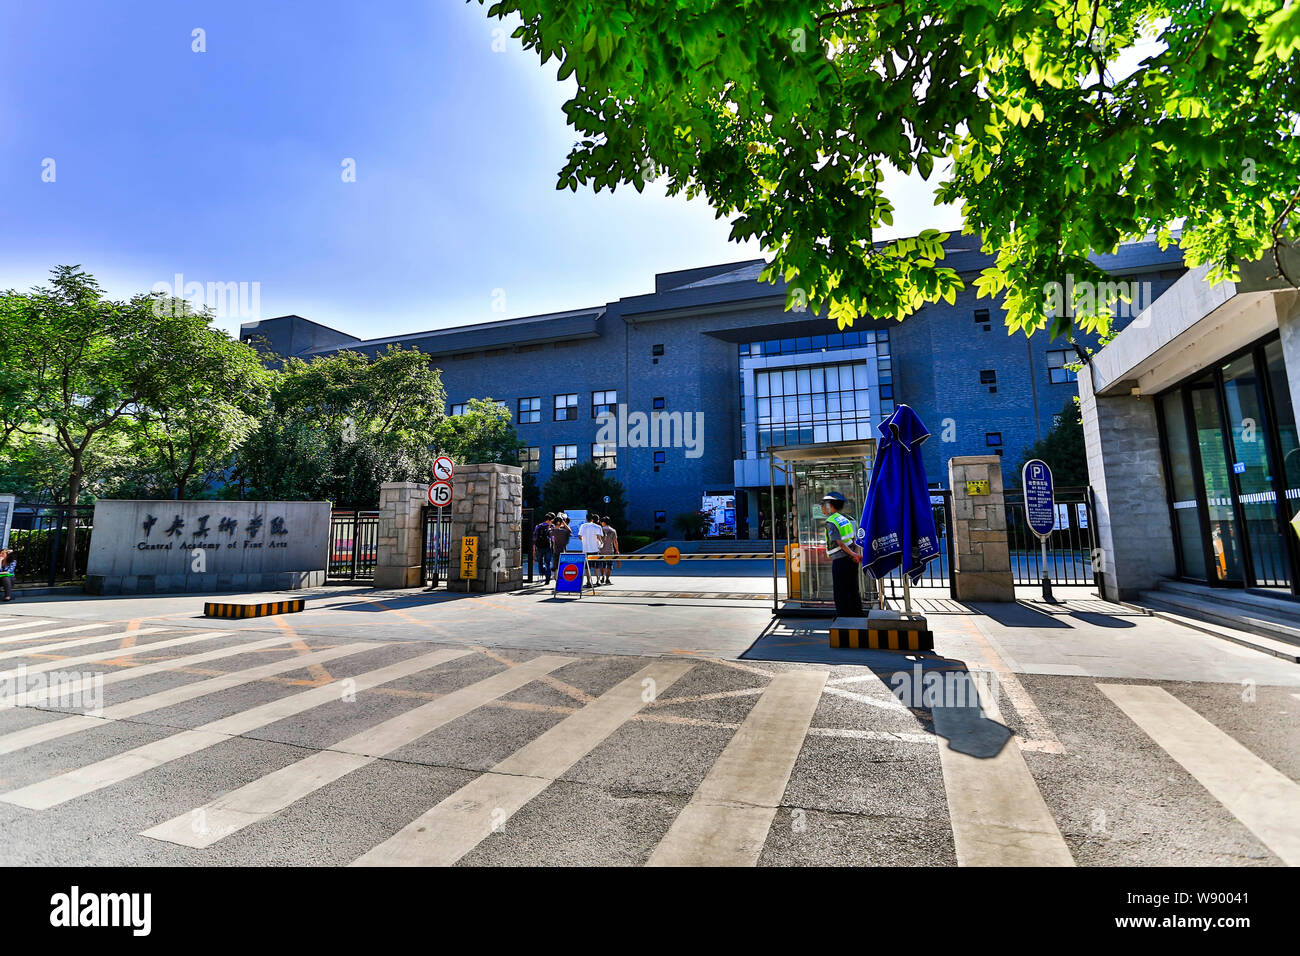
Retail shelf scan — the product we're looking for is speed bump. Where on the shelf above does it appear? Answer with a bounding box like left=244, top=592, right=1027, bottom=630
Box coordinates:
left=204, top=599, right=305, bottom=620
left=829, top=624, right=933, bottom=651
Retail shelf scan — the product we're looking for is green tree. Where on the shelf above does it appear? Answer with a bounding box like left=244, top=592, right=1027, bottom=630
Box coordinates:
left=432, top=397, right=525, bottom=465
left=234, top=345, right=446, bottom=505
left=1016, top=399, right=1089, bottom=488
left=540, top=460, right=628, bottom=531
left=482, top=0, right=1300, bottom=338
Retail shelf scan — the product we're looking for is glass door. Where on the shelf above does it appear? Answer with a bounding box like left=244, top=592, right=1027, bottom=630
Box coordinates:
left=1188, top=376, right=1244, bottom=584
left=792, top=459, right=867, bottom=606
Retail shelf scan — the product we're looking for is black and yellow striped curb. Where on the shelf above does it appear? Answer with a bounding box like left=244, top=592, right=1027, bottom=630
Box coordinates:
left=204, top=599, right=305, bottom=619
left=829, top=625, right=934, bottom=651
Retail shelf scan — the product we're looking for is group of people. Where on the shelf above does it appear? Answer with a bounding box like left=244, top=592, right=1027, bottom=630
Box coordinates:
left=532, top=512, right=620, bottom=588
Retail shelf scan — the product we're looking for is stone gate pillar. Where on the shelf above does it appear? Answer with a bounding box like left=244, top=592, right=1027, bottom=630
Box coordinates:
left=948, top=456, right=1015, bottom=602
left=447, top=463, right=523, bottom=593
left=374, top=481, right=427, bottom=589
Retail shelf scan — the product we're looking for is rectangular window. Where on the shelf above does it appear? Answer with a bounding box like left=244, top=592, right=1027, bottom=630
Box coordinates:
left=975, top=309, right=991, bottom=327
left=592, top=442, right=617, bottom=470
left=653, top=450, right=666, bottom=464
left=753, top=361, right=873, bottom=448
left=449, top=403, right=466, bottom=416
left=652, top=396, right=665, bottom=410
left=654, top=510, right=667, bottom=523
left=979, top=369, right=997, bottom=385
left=986, top=432, right=1003, bottom=447
left=1046, top=349, right=1078, bottom=384
left=518, top=447, right=539, bottom=474
left=518, top=396, right=541, bottom=424
left=554, top=393, right=577, bottom=421
left=652, top=344, right=664, bottom=356
left=553, top=444, right=577, bottom=471
left=592, top=390, right=618, bottom=419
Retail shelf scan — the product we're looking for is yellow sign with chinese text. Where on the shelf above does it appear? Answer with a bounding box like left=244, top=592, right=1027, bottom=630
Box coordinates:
left=460, top=536, right=478, bottom=578
left=966, top=479, right=990, bottom=497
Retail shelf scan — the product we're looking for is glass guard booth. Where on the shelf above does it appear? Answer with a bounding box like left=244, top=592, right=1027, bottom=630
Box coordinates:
left=768, top=440, right=876, bottom=616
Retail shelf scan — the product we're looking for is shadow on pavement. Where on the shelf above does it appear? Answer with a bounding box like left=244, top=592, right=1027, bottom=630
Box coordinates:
left=968, top=601, right=1070, bottom=628
left=741, top=619, right=1013, bottom=758
left=1069, top=610, right=1137, bottom=628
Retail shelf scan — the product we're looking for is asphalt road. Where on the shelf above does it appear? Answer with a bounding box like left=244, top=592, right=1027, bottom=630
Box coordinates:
left=0, top=586, right=1296, bottom=866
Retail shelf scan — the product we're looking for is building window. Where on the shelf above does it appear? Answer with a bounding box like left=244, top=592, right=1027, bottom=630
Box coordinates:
left=518, top=447, right=539, bottom=474
left=979, top=370, right=997, bottom=385
left=986, top=432, right=1003, bottom=447
left=1046, top=349, right=1078, bottom=384
left=754, top=361, right=873, bottom=449
left=554, top=393, right=578, bottom=421
left=652, top=396, right=665, bottom=410
left=975, top=309, right=991, bottom=331
left=652, top=344, right=664, bottom=356
left=518, top=397, right=541, bottom=424
left=654, top=510, right=667, bottom=524
left=592, top=390, right=618, bottom=419
left=592, top=443, right=617, bottom=470
left=449, top=403, right=467, bottom=416
left=553, top=444, right=577, bottom=471
left=654, top=450, right=666, bottom=464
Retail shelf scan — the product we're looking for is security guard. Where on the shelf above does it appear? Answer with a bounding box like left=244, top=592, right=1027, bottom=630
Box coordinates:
left=820, top=492, right=863, bottom=617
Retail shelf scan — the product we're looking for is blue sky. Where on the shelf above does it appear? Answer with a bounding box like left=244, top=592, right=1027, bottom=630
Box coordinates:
left=0, top=1, right=957, bottom=340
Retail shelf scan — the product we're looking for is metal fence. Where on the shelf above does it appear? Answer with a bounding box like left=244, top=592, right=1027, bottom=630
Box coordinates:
left=1004, top=487, right=1099, bottom=585
left=421, top=506, right=454, bottom=586
left=328, top=510, right=379, bottom=581
left=5, top=504, right=95, bottom=587
left=876, top=490, right=956, bottom=600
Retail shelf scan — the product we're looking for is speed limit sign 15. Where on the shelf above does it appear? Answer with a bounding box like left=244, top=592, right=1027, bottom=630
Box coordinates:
left=428, top=481, right=453, bottom=507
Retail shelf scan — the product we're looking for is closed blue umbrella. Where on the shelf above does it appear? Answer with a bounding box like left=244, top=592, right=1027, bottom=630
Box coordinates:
left=859, top=404, right=941, bottom=585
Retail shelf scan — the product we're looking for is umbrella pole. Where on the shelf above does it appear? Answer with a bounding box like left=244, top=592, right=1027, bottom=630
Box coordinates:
left=902, top=571, right=912, bottom=616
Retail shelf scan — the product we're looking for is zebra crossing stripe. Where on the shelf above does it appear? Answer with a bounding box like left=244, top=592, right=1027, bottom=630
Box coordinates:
left=0, top=647, right=472, bottom=810
left=1098, top=683, right=1300, bottom=867
left=10, top=635, right=298, bottom=709
left=0, top=619, right=52, bottom=632
left=142, top=653, right=575, bottom=848
left=351, top=659, right=695, bottom=866
left=0, top=631, right=230, bottom=683
left=938, top=675, right=1074, bottom=867
left=0, top=641, right=378, bottom=756
left=0, top=627, right=163, bottom=661
left=0, top=622, right=121, bottom=646
left=646, top=670, right=827, bottom=867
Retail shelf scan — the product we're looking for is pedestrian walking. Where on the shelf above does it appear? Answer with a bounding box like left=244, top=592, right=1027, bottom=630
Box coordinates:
left=821, top=492, right=864, bottom=617
left=577, top=514, right=604, bottom=588
left=534, top=512, right=556, bottom=583
left=597, top=516, right=619, bottom=585
left=0, top=549, right=15, bottom=602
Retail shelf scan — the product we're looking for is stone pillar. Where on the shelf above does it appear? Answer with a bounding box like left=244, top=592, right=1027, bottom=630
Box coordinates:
left=1274, top=290, right=1300, bottom=427
left=1078, top=372, right=1176, bottom=601
left=374, top=482, right=427, bottom=589
left=447, top=463, right=523, bottom=593
left=948, top=455, right=1015, bottom=602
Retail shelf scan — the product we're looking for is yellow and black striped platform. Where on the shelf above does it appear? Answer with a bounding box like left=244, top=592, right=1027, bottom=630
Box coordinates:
left=829, top=625, right=934, bottom=651
left=204, top=598, right=305, bottom=620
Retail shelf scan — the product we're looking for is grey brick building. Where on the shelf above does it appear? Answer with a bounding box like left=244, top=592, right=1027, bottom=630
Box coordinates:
left=242, top=238, right=1185, bottom=535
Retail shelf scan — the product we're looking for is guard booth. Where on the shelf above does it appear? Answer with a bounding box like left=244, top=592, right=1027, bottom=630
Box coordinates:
left=768, top=440, right=875, bottom=616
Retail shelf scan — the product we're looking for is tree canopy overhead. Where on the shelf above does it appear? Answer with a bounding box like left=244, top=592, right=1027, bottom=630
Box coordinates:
left=482, top=0, right=1300, bottom=338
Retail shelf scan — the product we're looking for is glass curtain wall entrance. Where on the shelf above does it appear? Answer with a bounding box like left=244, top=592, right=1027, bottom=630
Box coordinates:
left=1156, top=335, right=1300, bottom=597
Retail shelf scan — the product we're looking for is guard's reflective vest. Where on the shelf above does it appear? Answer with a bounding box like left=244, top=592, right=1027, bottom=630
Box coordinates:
left=825, top=512, right=857, bottom=558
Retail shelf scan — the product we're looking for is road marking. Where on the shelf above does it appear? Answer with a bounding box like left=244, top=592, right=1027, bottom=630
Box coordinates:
left=0, top=627, right=162, bottom=661
left=0, top=631, right=229, bottom=682
left=937, top=673, right=1074, bottom=867
left=0, top=642, right=378, bottom=756
left=351, top=659, right=695, bottom=866
left=646, top=670, right=827, bottom=867
left=0, top=647, right=472, bottom=809
left=143, top=654, right=575, bottom=847
left=1098, top=683, right=1300, bottom=867
left=0, top=619, right=52, bottom=632
left=8, top=635, right=298, bottom=708
left=965, top=614, right=1064, bottom=753
left=0, top=622, right=119, bottom=646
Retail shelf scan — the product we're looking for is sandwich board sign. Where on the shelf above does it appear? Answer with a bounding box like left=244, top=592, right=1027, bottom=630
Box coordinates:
left=554, top=552, right=586, bottom=597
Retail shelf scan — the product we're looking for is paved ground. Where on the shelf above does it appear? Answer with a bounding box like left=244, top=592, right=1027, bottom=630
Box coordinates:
left=0, top=580, right=1296, bottom=866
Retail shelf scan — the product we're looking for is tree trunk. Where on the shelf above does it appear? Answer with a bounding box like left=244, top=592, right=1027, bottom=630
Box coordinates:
left=64, top=463, right=82, bottom=579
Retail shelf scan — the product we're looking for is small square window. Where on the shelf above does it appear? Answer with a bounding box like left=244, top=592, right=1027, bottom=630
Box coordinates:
left=553, top=444, right=577, bottom=470
left=652, top=396, right=665, bottom=410
left=979, top=369, right=997, bottom=385
left=591, top=442, right=617, bottom=470
left=653, top=451, right=666, bottom=464
left=975, top=309, right=990, bottom=326
left=518, top=447, right=539, bottom=474
left=554, top=393, right=578, bottom=421
left=986, top=432, right=1003, bottom=447
left=517, top=397, right=541, bottom=424
left=1046, top=348, right=1079, bottom=384
left=654, top=510, right=667, bottom=523
left=592, top=390, right=618, bottom=419
left=652, top=344, right=664, bottom=356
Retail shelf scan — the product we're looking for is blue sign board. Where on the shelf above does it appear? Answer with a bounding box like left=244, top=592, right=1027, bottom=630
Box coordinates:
left=1022, top=459, right=1056, bottom=538
left=554, top=552, right=586, bottom=594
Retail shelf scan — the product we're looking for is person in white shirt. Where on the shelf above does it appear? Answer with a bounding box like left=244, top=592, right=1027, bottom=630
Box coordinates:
left=577, top=516, right=604, bottom=588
